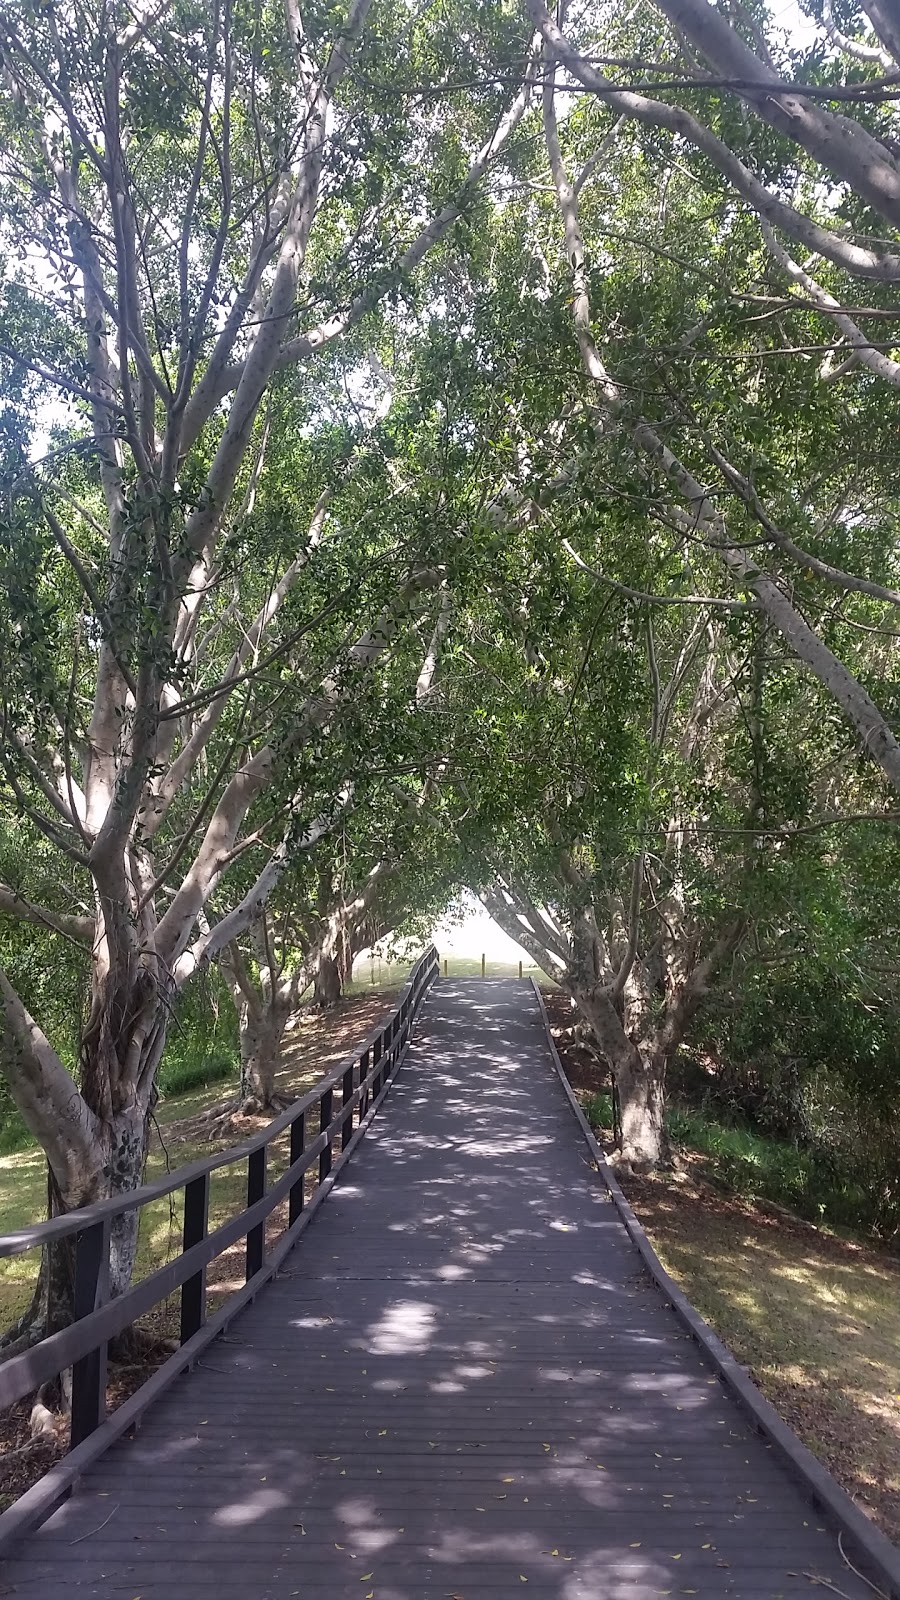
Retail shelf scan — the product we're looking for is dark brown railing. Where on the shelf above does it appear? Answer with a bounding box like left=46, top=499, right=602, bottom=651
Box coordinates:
left=0, top=943, right=439, bottom=1550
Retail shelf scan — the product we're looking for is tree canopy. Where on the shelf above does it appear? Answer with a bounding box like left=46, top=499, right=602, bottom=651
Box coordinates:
left=1, top=0, right=900, bottom=1313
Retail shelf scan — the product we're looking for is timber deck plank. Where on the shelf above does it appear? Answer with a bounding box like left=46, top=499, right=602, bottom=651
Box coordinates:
left=0, top=979, right=879, bottom=1598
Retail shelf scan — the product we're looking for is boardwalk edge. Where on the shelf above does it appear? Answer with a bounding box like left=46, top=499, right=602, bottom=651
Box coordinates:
left=529, top=976, right=900, bottom=1600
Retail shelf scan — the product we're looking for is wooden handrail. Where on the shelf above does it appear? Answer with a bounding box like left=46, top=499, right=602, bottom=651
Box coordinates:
left=0, top=948, right=436, bottom=1257
left=0, top=945, right=439, bottom=1443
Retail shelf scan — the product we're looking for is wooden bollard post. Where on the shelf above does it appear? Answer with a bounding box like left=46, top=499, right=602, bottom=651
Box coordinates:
left=443, top=957, right=448, bottom=977
left=481, top=952, right=486, bottom=978
left=518, top=960, right=522, bottom=979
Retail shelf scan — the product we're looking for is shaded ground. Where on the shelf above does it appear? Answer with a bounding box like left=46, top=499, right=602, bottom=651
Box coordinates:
left=543, top=992, right=900, bottom=1546
left=0, top=989, right=393, bottom=1514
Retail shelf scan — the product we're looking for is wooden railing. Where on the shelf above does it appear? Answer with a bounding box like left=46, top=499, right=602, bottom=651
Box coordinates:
left=0, top=944, right=439, bottom=1548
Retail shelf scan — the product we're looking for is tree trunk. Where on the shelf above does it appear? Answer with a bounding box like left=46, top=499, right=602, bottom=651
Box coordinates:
left=569, top=982, right=670, bottom=1172
left=238, top=1003, right=289, bottom=1113
left=100, top=1109, right=152, bottom=1299
left=336, top=924, right=354, bottom=991
left=614, top=1047, right=668, bottom=1172
left=220, top=937, right=294, bottom=1115
left=2, top=1099, right=155, bottom=1358
left=77, top=960, right=172, bottom=1298
left=313, top=951, right=342, bottom=1009
left=0, top=948, right=172, bottom=1352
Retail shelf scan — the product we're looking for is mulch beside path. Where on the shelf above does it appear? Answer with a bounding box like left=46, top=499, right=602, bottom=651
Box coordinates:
left=545, top=1006, right=900, bottom=1547
left=0, top=1360, right=167, bottom=1514
left=0, top=1404, right=60, bottom=1511
left=541, top=988, right=611, bottom=1096
left=0, top=989, right=395, bottom=1518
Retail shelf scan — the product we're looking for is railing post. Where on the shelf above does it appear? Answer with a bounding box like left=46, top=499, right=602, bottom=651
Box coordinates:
left=341, top=1062, right=355, bottom=1148
left=70, top=1217, right=111, bottom=1448
left=372, top=1033, right=384, bottom=1097
left=246, top=1146, right=267, bottom=1281
left=181, top=1173, right=209, bottom=1343
left=359, top=1047, right=370, bottom=1119
left=289, top=1109, right=306, bottom=1226
left=319, top=1086, right=334, bottom=1182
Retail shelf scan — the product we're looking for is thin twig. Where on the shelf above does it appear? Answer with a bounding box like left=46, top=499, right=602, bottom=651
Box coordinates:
left=802, top=1572, right=854, bottom=1597
left=837, top=1531, right=888, bottom=1599
left=70, top=1504, right=119, bottom=1545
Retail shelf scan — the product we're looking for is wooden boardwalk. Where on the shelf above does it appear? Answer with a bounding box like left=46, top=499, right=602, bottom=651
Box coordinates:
left=1, top=979, right=877, bottom=1598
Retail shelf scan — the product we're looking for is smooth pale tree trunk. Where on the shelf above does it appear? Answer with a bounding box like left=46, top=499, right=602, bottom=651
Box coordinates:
left=568, top=926, right=743, bottom=1171
left=313, top=904, right=363, bottom=1009
left=569, top=981, right=670, bottom=1172
left=237, top=1001, right=291, bottom=1113
left=613, top=1047, right=668, bottom=1172
left=221, top=941, right=297, bottom=1114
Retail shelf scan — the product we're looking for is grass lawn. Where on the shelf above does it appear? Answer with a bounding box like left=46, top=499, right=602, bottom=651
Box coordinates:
left=353, top=954, right=544, bottom=986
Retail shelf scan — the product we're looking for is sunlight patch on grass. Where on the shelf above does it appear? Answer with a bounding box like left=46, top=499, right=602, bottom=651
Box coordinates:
left=0, top=1150, right=50, bottom=1322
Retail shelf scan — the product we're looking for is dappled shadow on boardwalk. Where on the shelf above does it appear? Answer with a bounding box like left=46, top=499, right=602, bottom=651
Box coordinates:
left=1, top=982, right=875, bottom=1598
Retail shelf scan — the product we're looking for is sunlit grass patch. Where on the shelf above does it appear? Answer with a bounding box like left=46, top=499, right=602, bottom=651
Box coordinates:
left=0, top=1149, right=48, bottom=1322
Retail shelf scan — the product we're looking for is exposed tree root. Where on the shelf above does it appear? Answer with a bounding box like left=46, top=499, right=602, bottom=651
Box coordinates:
left=607, top=1143, right=678, bottom=1180
left=165, top=1091, right=294, bottom=1145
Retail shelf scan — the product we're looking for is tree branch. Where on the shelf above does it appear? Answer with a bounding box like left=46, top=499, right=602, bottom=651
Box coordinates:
left=539, top=45, right=900, bottom=797
left=179, top=36, right=544, bottom=444
left=0, top=963, right=101, bottom=1200
left=759, top=221, right=900, bottom=388
left=526, top=0, right=900, bottom=282
left=0, top=883, right=95, bottom=945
